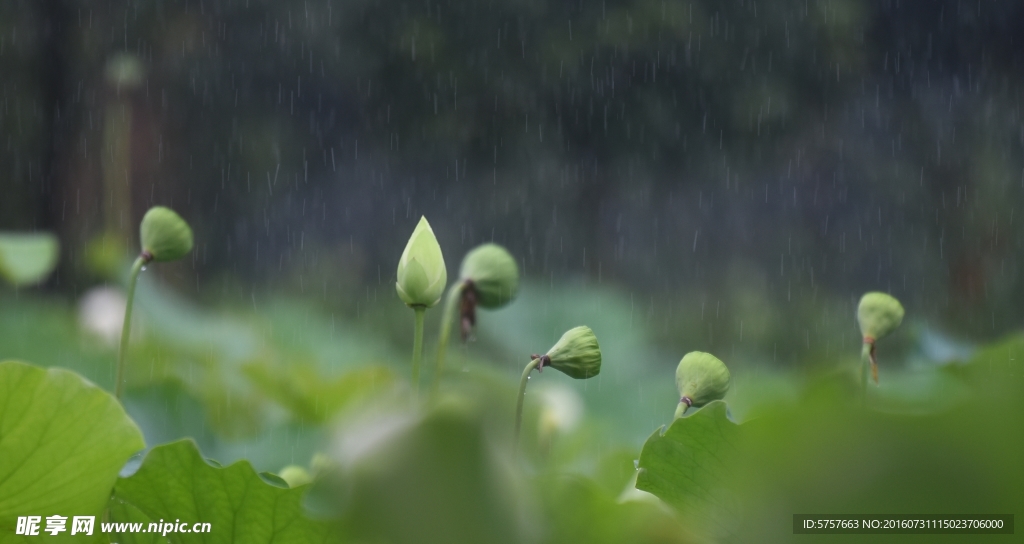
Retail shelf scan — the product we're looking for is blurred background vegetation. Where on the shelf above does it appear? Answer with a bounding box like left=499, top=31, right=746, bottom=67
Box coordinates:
left=1, top=0, right=1023, bottom=509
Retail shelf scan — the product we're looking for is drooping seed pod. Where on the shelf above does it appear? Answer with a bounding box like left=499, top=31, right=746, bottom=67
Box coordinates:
left=543, top=326, right=602, bottom=379
left=857, top=292, right=904, bottom=384
left=857, top=292, right=904, bottom=342
left=139, top=206, right=193, bottom=262
left=396, top=216, right=448, bottom=308
left=459, top=243, right=519, bottom=309
left=675, top=351, right=730, bottom=414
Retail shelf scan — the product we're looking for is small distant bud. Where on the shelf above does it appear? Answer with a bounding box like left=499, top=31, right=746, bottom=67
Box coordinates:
left=0, top=232, right=59, bottom=286
left=675, top=352, right=730, bottom=412
left=277, top=465, right=312, bottom=488
left=459, top=243, right=519, bottom=309
left=857, top=292, right=904, bottom=342
left=139, top=206, right=193, bottom=262
left=396, top=216, right=447, bottom=308
left=543, top=326, right=602, bottom=379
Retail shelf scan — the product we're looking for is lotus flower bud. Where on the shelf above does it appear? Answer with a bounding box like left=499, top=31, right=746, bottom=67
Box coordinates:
left=857, top=292, right=904, bottom=342
left=0, top=232, right=59, bottom=286
left=542, top=326, right=602, bottom=379
left=277, top=465, right=312, bottom=488
left=396, top=216, right=448, bottom=308
left=459, top=243, right=519, bottom=309
left=139, top=206, right=193, bottom=262
left=675, top=351, right=730, bottom=412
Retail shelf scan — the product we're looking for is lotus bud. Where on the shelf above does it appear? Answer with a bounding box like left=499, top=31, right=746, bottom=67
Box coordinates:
left=396, top=216, right=447, bottom=308
left=857, top=292, right=904, bottom=384
left=0, top=232, right=59, bottom=286
left=277, top=465, right=312, bottom=488
left=857, top=292, right=904, bottom=342
left=459, top=244, right=519, bottom=309
left=516, top=326, right=601, bottom=446
left=541, top=326, right=602, bottom=379
left=675, top=351, right=730, bottom=414
left=139, top=206, right=193, bottom=262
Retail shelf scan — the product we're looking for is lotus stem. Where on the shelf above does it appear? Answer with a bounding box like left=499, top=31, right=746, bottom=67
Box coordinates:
left=115, top=255, right=148, bottom=399
left=411, top=305, right=426, bottom=398
left=431, top=282, right=465, bottom=400
left=514, top=356, right=544, bottom=450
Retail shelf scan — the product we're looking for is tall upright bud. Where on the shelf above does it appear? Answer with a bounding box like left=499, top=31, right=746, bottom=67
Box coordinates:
left=396, top=216, right=447, bottom=308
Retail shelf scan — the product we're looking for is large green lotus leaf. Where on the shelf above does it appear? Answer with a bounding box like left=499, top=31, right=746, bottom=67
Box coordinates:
left=635, top=400, right=739, bottom=538
left=109, top=439, right=331, bottom=543
left=0, top=233, right=59, bottom=286
left=0, top=360, right=144, bottom=542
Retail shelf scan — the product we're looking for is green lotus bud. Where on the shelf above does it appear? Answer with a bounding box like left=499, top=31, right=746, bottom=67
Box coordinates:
left=857, top=292, right=904, bottom=342
left=0, top=232, right=59, bottom=286
left=459, top=243, right=519, bottom=309
left=542, top=326, right=602, bottom=379
left=277, top=465, right=312, bottom=488
left=396, top=216, right=448, bottom=308
left=675, top=352, right=730, bottom=411
left=139, top=206, right=193, bottom=262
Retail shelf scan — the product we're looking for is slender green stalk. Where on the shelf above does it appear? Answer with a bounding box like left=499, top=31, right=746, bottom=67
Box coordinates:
left=514, top=357, right=542, bottom=449
left=860, top=341, right=875, bottom=396
left=411, top=305, right=426, bottom=397
left=115, top=255, right=147, bottom=399
left=431, top=283, right=465, bottom=399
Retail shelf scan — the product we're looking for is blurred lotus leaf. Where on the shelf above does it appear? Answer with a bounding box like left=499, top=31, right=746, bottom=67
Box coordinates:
left=0, top=232, right=59, bottom=286
left=726, top=373, right=1023, bottom=541
left=541, top=475, right=697, bottom=544
left=0, top=361, right=144, bottom=533
left=243, top=361, right=398, bottom=423
left=319, top=401, right=535, bottom=544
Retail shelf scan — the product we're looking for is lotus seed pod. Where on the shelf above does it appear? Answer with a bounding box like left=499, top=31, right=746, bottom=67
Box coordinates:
left=544, top=326, right=602, bottom=379
left=675, top=352, right=730, bottom=408
left=396, top=216, right=448, bottom=307
left=277, top=465, right=312, bottom=488
left=857, top=292, right=904, bottom=341
left=139, top=206, right=193, bottom=262
left=459, top=243, right=519, bottom=309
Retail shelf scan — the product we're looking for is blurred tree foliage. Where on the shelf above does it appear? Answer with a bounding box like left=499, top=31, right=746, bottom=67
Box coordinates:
left=2, top=0, right=1024, bottom=358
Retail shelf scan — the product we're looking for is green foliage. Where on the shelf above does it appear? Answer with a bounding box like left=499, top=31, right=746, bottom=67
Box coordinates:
left=635, top=401, right=739, bottom=538
left=0, top=361, right=144, bottom=538
left=541, top=476, right=696, bottom=544
left=243, top=362, right=397, bottom=423
left=317, top=402, right=532, bottom=544
left=635, top=341, right=1024, bottom=542
left=108, top=439, right=330, bottom=543
left=0, top=233, right=58, bottom=287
